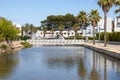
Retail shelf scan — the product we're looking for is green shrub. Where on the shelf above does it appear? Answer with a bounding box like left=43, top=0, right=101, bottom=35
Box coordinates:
left=88, top=37, right=93, bottom=40
left=20, top=36, right=31, bottom=41
left=21, top=42, right=32, bottom=48
left=96, top=32, right=120, bottom=42
left=0, top=44, right=8, bottom=50
left=76, top=35, right=83, bottom=39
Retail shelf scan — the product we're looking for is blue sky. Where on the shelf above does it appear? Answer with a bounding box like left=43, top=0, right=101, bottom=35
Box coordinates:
left=0, top=0, right=118, bottom=26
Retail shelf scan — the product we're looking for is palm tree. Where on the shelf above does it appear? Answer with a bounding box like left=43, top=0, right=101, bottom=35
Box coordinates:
left=73, top=23, right=79, bottom=39
left=89, top=10, right=101, bottom=45
left=29, top=24, right=34, bottom=37
left=51, top=28, right=54, bottom=38
left=77, top=11, right=88, bottom=40
left=42, top=27, right=47, bottom=38
left=58, top=24, right=64, bottom=36
left=23, top=23, right=29, bottom=36
left=115, top=1, right=120, bottom=14
left=97, top=0, right=116, bottom=47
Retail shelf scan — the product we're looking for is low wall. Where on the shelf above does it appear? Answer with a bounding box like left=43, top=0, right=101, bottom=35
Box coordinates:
left=27, top=39, right=84, bottom=46
left=83, top=44, right=120, bottom=60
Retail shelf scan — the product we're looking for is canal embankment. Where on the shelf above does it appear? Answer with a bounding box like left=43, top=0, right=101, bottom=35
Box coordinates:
left=83, top=42, right=120, bottom=59
left=0, top=41, right=24, bottom=53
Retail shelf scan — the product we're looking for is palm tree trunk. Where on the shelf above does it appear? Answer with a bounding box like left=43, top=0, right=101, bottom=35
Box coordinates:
left=93, top=26, right=95, bottom=45
left=104, top=13, right=107, bottom=47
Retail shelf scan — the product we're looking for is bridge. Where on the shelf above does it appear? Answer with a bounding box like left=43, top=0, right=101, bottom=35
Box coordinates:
left=27, top=39, right=84, bottom=46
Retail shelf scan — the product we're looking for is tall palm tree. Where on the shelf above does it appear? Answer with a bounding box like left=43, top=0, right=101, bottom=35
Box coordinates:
left=73, top=23, right=79, bottom=39
left=97, top=0, right=116, bottom=47
left=89, top=10, right=101, bottom=45
left=115, top=1, right=120, bottom=14
left=77, top=11, right=88, bottom=39
left=42, top=27, right=47, bottom=38
left=58, top=24, right=64, bottom=36
left=51, top=28, right=54, bottom=38
left=23, top=23, right=29, bottom=36
left=29, top=24, right=34, bottom=37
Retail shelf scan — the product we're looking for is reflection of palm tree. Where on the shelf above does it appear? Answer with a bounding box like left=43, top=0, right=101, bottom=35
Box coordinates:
left=0, top=54, right=19, bottom=78
left=89, top=51, right=100, bottom=80
left=78, top=58, right=87, bottom=80
left=104, top=57, right=107, bottom=80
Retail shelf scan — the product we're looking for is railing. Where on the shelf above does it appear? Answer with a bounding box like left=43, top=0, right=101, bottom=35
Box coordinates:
left=27, top=39, right=84, bottom=46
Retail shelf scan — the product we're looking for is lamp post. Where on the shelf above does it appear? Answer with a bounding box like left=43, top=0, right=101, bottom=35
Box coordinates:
left=99, top=26, right=100, bottom=46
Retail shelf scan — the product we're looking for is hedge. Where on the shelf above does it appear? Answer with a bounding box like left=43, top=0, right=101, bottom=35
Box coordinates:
left=96, top=32, right=120, bottom=42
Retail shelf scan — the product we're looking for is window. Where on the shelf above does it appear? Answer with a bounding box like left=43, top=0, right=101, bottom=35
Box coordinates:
left=117, top=22, right=120, bottom=27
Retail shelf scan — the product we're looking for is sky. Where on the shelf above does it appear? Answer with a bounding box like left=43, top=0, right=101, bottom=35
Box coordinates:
left=0, top=0, right=118, bottom=26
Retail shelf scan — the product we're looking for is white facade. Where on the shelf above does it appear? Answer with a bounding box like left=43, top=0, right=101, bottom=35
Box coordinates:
left=114, top=16, right=120, bottom=32
left=98, top=17, right=113, bottom=32
left=84, top=17, right=113, bottom=37
left=35, top=30, right=79, bottom=39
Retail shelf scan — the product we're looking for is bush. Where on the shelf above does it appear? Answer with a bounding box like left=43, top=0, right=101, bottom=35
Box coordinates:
left=0, top=44, right=8, bottom=50
left=21, top=42, right=32, bottom=48
left=88, top=37, right=93, bottom=40
left=20, top=36, right=31, bottom=41
left=76, top=35, right=83, bottom=39
left=96, top=32, right=120, bottom=42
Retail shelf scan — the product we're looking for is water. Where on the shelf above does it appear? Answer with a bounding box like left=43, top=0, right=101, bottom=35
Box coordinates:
left=0, top=46, right=120, bottom=80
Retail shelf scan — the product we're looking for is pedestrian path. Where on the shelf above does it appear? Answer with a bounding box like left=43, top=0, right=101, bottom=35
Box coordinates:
left=85, top=42, right=120, bottom=54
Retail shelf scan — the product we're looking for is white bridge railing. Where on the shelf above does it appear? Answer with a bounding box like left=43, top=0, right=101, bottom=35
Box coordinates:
left=27, top=39, right=84, bottom=46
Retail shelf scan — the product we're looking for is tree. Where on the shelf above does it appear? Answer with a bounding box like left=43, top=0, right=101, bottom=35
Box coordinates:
left=89, top=10, right=101, bottom=45
left=58, top=24, right=64, bottom=36
left=97, top=0, right=116, bottom=47
left=73, top=23, right=79, bottom=39
left=42, top=27, right=47, bottom=38
left=65, top=13, right=75, bottom=30
left=51, top=28, right=54, bottom=38
left=0, top=18, right=19, bottom=44
left=22, top=23, right=29, bottom=36
left=77, top=11, right=88, bottom=36
left=115, top=1, right=120, bottom=14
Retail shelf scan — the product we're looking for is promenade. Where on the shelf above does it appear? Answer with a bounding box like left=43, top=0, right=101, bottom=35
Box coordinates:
left=84, top=41, right=120, bottom=59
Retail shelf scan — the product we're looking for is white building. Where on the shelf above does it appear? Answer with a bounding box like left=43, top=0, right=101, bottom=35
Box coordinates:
left=114, top=16, right=120, bottom=32
left=84, top=17, right=113, bottom=37
left=98, top=17, right=113, bottom=32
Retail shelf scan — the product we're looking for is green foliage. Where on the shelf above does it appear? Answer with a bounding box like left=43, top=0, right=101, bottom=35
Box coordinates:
left=20, top=36, right=31, bottom=41
left=0, top=44, right=8, bottom=50
left=0, top=34, right=4, bottom=42
left=21, top=42, right=32, bottom=48
left=0, top=19, right=19, bottom=42
left=88, top=37, right=93, bottom=40
left=96, top=32, right=120, bottom=42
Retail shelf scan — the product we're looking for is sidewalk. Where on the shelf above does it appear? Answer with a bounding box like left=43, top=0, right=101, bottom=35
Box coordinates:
left=83, top=42, right=120, bottom=59
left=84, top=41, right=120, bottom=55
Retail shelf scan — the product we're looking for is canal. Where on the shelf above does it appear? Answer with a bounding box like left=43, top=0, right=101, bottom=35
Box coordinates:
left=0, top=46, right=120, bottom=80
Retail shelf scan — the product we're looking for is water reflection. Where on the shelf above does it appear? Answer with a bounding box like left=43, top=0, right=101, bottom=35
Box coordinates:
left=0, top=53, right=19, bottom=79
left=0, top=47, right=120, bottom=80
left=89, top=51, right=100, bottom=80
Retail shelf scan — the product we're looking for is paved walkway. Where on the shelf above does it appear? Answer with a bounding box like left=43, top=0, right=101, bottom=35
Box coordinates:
left=84, top=42, right=120, bottom=54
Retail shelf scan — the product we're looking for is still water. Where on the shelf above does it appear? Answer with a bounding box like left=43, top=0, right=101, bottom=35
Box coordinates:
left=0, top=46, right=120, bottom=80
